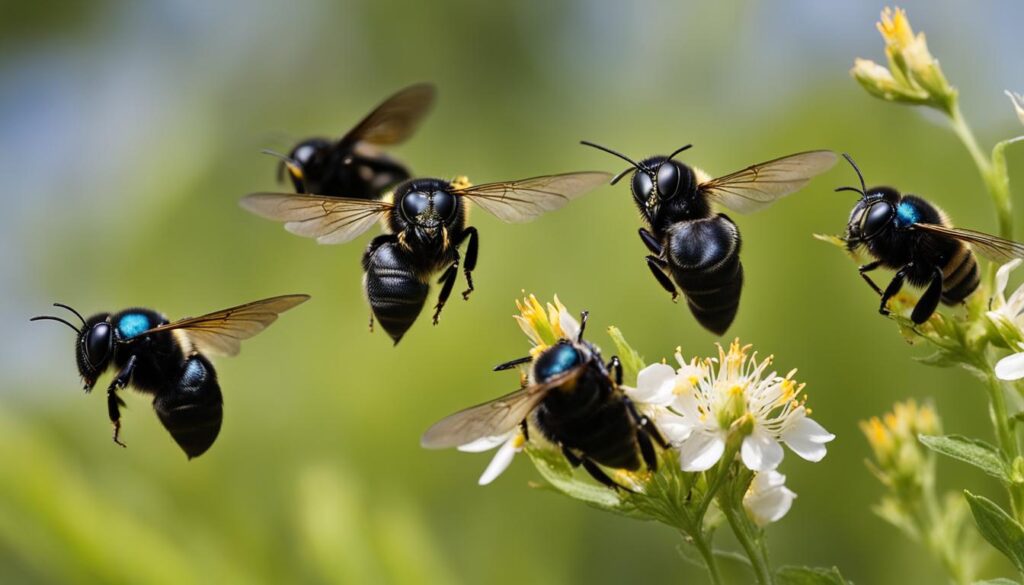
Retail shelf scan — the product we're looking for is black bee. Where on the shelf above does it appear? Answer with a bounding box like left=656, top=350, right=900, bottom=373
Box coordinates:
left=420, top=311, right=667, bottom=489
left=268, top=83, right=436, bottom=198
left=30, top=295, right=309, bottom=458
left=838, top=154, right=1024, bottom=323
left=241, top=172, right=610, bottom=344
left=581, top=141, right=837, bottom=334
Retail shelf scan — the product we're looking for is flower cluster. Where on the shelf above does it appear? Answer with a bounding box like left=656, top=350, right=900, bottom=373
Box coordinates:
left=451, top=295, right=834, bottom=531
left=851, top=7, right=956, bottom=113
left=988, top=259, right=1024, bottom=380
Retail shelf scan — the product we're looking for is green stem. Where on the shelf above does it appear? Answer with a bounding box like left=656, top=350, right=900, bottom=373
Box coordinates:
left=948, top=103, right=1012, bottom=241
left=985, top=369, right=1024, bottom=521
left=721, top=496, right=774, bottom=585
left=687, top=530, right=725, bottom=585
left=696, top=439, right=741, bottom=520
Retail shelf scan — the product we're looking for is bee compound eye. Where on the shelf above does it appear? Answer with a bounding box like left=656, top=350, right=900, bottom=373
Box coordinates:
left=85, top=322, right=113, bottom=367
left=401, top=192, right=430, bottom=220
left=656, top=163, right=681, bottom=199
left=632, top=172, right=654, bottom=202
left=863, top=201, right=893, bottom=237
left=432, top=191, right=456, bottom=220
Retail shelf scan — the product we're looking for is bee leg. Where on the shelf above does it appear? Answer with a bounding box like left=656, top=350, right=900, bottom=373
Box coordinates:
left=636, top=429, right=658, bottom=472
left=607, top=356, right=623, bottom=386
left=432, top=257, right=461, bottom=325
left=561, top=445, right=582, bottom=467
left=107, top=355, right=136, bottom=448
left=646, top=256, right=680, bottom=301
left=638, top=228, right=662, bottom=255
left=879, top=265, right=910, bottom=316
left=459, top=227, right=479, bottom=300
left=912, top=267, right=944, bottom=324
left=858, top=260, right=884, bottom=296
left=519, top=419, right=530, bottom=442
left=625, top=396, right=670, bottom=450
left=581, top=458, right=628, bottom=492
left=493, top=355, right=533, bottom=371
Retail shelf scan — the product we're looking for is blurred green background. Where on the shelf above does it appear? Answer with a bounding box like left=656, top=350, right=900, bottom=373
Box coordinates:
left=3, top=1, right=1024, bottom=583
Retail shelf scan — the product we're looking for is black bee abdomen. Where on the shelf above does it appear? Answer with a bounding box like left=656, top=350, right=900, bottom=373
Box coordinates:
left=363, top=237, right=429, bottom=344
left=153, top=354, right=223, bottom=459
left=534, top=362, right=643, bottom=471
left=941, top=245, right=980, bottom=304
left=665, top=214, right=743, bottom=335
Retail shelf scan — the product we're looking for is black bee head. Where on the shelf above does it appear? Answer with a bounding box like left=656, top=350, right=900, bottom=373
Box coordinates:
left=30, top=304, right=112, bottom=391
left=836, top=154, right=901, bottom=248
left=397, top=179, right=458, bottom=236
left=579, top=141, right=694, bottom=221
left=278, top=138, right=332, bottom=188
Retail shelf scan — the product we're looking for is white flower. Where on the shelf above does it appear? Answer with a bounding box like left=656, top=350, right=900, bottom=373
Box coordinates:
left=743, top=471, right=797, bottom=526
left=1007, top=91, right=1024, bottom=127
left=458, top=431, right=526, bottom=486
left=514, top=294, right=580, bottom=351
left=626, top=341, right=834, bottom=473
left=988, top=259, right=1024, bottom=381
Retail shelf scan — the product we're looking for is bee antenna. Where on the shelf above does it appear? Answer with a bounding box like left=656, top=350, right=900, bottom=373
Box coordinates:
left=840, top=153, right=868, bottom=196
left=834, top=186, right=864, bottom=196
left=580, top=141, right=646, bottom=183
left=577, top=311, right=589, bottom=342
left=52, top=302, right=86, bottom=326
left=30, top=315, right=80, bottom=334
left=666, top=144, right=693, bottom=162
left=261, top=148, right=298, bottom=166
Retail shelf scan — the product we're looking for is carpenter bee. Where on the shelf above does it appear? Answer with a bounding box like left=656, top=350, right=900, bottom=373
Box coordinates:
left=30, top=295, right=309, bottom=458
left=838, top=154, right=1024, bottom=324
left=241, top=172, right=610, bottom=344
left=420, top=311, right=667, bottom=489
left=581, top=141, right=837, bottom=335
left=268, top=83, right=436, bottom=198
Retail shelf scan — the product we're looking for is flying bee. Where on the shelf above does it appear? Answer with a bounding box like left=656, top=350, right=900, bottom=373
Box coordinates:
left=420, top=311, right=668, bottom=489
left=241, top=172, right=611, bottom=344
left=838, top=154, right=1024, bottom=324
left=31, top=295, right=309, bottom=458
left=267, top=83, right=436, bottom=198
left=581, top=141, right=837, bottom=335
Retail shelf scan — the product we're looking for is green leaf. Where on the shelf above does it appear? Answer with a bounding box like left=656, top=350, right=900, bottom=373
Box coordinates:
left=776, top=565, right=850, bottom=585
left=964, top=491, right=1024, bottom=572
left=972, top=579, right=1018, bottom=585
left=524, top=445, right=647, bottom=519
left=919, top=435, right=1010, bottom=482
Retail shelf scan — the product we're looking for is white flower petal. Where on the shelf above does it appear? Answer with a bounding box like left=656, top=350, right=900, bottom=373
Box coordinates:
left=653, top=410, right=694, bottom=444
left=458, top=434, right=511, bottom=453
left=744, top=471, right=796, bottom=526
left=679, top=431, right=726, bottom=472
left=995, top=259, right=1022, bottom=303
left=629, top=363, right=678, bottom=406
left=781, top=417, right=835, bottom=462
left=996, top=352, right=1024, bottom=381
left=558, top=307, right=580, bottom=341
left=741, top=429, right=785, bottom=471
left=477, top=436, right=521, bottom=485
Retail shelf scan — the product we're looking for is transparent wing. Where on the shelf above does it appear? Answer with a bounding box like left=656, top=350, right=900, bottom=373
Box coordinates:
left=912, top=223, right=1024, bottom=263
left=140, top=295, right=310, bottom=357
left=342, top=83, right=437, bottom=146
left=455, top=171, right=612, bottom=223
left=700, top=150, right=837, bottom=214
left=240, top=193, right=392, bottom=244
left=420, top=367, right=584, bottom=449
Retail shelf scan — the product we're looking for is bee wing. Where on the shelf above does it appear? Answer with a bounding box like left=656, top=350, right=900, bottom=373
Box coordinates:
left=420, top=366, right=585, bottom=449
left=911, top=223, right=1024, bottom=263
left=700, top=150, right=837, bottom=214
left=342, top=83, right=437, bottom=146
left=455, top=171, right=612, bottom=223
left=140, top=295, right=310, bottom=357
left=240, top=193, right=393, bottom=244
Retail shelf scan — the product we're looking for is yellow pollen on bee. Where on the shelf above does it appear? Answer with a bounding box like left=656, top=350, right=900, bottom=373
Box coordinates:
left=450, top=175, right=472, bottom=190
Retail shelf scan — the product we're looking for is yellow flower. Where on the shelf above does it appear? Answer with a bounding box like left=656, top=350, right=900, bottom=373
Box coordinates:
left=861, top=399, right=940, bottom=490
left=514, top=294, right=580, bottom=352
left=852, top=7, right=955, bottom=112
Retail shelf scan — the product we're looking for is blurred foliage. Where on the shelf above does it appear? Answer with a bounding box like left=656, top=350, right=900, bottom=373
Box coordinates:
left=2, top=0, right=1024, bottom=584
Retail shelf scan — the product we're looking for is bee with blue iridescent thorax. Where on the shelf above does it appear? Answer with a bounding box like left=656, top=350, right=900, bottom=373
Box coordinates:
left=241, top=172, right=610, bottom=344
left=420, top=311, right=667, bottom=490
left=839, top=154, right=1024, bottom=324
left=581, top=141, right=837, bottom=335
left=30, top=295, right=309, bottom=458
left=268, top=83, right=436, bottom=199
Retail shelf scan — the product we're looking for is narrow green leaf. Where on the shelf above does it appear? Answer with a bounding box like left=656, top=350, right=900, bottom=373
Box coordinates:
left=776, top=565, right=850, bottom=585
left=919, top=435, right=1010, bottom=482
left=972, top=579, right=1018, bottom=585
left=964, top=491, right=1024, bottom=572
